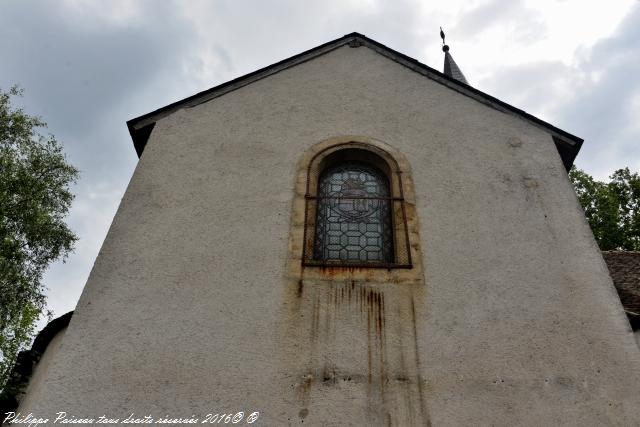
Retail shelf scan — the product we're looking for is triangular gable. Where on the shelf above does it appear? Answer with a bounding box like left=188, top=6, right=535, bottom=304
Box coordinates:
left=127, top=32, right=582, bottom=170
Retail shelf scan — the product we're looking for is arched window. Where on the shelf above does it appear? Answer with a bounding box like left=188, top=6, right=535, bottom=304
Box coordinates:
left=302, top=143, right=412, bottom=268
left=313, top=162, right=394, bottom=263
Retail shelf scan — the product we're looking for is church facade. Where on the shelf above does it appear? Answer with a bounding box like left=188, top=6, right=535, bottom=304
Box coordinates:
left=5, top=33, right=640, bottom=426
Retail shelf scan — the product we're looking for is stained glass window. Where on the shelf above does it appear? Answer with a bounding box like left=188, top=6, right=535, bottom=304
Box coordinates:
left=313, top=162, right=394, bottom=263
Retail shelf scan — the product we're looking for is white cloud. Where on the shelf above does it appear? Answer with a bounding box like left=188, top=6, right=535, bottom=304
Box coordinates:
left=1, top=0, right=638, bottom=325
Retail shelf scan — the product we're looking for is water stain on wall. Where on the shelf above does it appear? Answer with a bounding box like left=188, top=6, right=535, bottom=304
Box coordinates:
left=283, top=272, right=430, bottom=427
left=281, top=138, right=428, bottom=425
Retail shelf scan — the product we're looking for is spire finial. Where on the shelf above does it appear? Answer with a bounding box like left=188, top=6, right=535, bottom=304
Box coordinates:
left=440, top=27, right=468, bottom=85
left=440, top=27, right=450, bottom=52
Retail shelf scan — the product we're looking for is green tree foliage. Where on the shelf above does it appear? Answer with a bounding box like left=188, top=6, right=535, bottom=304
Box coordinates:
left=0, top=86, right=78, bottom=390
left=570, top=167, right=640, bottom=250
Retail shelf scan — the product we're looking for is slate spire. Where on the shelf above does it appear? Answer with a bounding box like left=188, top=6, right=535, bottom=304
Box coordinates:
left=440, top=28, right=469, bottom=85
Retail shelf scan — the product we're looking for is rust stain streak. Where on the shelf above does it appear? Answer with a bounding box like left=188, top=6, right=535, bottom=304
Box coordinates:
left=381, top=293, right=386, bottom=330
left=297, top=279, right=304, bottom=298
left=377, top=291, right=389, bottom=417
left=395, top=302, right=411, bottom=427
left=299, top=373, right=314, bottom=407
left=377, top=293, right=383, bottom=336
left=367, top=292, right=373, bottom=384
left=324, top=290, right=331, bottom=341
left=378, top=292, right=386, bottom=396
left=310, top=293, right=317, bottom=343
left=335, top=285, right=341, bottom=342
left=411, top=297, right=431, bottom=427
left=312, top=294, right=321, bottom=343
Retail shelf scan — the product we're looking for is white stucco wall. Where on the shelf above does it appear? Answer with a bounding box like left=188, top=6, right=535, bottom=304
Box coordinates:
left=19, top=45, right=640, bottom=426
left=15, top=327, right=67, bottom=413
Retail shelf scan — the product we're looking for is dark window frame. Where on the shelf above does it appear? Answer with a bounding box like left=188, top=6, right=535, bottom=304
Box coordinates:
left=313, top=161, right=395, bottom=264
left=301, top=143, right=412, bottom=269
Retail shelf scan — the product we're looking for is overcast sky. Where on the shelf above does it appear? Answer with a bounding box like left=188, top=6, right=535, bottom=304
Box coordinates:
left=1, top=0, right=639, bottom=326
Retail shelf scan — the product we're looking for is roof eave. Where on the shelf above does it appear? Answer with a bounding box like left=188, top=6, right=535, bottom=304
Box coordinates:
left=127, top=32, right=583, bottom=171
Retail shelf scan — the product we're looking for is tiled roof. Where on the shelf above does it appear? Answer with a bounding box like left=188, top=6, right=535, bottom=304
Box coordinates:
left=602, top=251, right=640, bottom=330
left=443, top=51, right=468, bottom=85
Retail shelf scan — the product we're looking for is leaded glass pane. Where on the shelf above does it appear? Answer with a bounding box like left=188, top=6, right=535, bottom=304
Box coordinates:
left=313, top=162, right=393, bottom=263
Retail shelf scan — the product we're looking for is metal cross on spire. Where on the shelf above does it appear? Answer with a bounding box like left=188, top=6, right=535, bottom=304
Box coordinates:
left=439, top=27, right=469, bottom=85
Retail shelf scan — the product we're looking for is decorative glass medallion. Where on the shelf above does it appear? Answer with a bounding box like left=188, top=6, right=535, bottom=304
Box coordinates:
left=313, top=162, right=393, bottom=263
